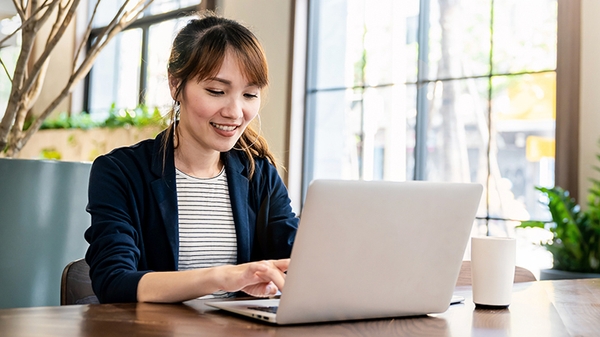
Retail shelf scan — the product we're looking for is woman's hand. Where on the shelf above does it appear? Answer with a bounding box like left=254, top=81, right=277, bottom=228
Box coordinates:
left=137, top=259, right=290, bottom=303
left=217, top=259, right=290, bottom=297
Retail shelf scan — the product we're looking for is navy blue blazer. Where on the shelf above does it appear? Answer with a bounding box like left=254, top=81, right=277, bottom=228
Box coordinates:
left=84, top=131, right=299, bottom=303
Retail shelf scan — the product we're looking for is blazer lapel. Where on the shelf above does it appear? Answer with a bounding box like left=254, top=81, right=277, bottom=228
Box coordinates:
left=224, top=152, right=252, bottom=264
left=150, top=131, right=179, bottom=268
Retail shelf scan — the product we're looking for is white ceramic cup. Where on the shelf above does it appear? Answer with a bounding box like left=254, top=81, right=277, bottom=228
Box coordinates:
left=471, top=236, right=516, bottom=308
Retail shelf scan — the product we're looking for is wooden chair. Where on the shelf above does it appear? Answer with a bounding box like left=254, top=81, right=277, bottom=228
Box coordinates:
left=60, top=258, right=99, bottom=305
left=456, top=260, right=537, bottom=286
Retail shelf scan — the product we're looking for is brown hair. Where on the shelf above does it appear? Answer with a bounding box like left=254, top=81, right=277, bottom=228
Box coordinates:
left=162, top=13, right=276, bottom=178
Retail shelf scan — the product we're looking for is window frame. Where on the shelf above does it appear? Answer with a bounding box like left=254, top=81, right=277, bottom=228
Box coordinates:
left=555, top=0, right=580, bottom=198
left=83, top=4, right=205, bottom=113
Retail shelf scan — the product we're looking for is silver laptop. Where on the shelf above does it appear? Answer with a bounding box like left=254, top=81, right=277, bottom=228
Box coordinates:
left=207, top=179, right=482, bottom=325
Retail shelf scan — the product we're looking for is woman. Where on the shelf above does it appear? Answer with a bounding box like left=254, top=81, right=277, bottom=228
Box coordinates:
left=84, top=14, right=298, bottom=304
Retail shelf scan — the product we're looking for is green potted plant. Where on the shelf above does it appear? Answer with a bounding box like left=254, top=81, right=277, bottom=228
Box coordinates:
left=517, top=148, right=600, bottom=279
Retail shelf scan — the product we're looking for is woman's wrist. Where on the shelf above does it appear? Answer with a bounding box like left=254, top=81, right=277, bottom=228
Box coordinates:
left=137, top=268, right=221, bottom=303
left=207, top=264, right=238, bottom=293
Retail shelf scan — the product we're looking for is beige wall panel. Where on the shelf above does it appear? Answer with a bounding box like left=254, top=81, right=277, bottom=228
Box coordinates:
left=218, top=0, right=294, bottom=182
left=579, top=0, right=600, bottom=203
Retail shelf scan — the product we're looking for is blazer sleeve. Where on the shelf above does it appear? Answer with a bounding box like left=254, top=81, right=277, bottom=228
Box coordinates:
left=84, top=154, right=150, bottom=303
left=251, top=159, right=299, bottom=260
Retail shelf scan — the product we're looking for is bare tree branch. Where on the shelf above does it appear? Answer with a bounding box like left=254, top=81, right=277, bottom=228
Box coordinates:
left=0, top=58, right=12, bottom=82
left=15, top=79, right=72, bottom=153
left=1, top=0, right=155, bottom=156
left=27, top=0, right=38, bottom=20
left=0, top=0, right=62, bottom=149
left=73, top=0, right=153, bottom=92
left=0, top=0, right=66, bottom=151
left=2, top=0, right=56, bottom=151
left=0, top=20, right=39, bottom=148
left=88, top=0, right=153, bottom=53
left=73, top=0, right=102, bottom=71
left=11, top=0, right=23, bottom=12
left=25, top=1, right=153, bottom=138
left=88, top=1, right=129, bottom=51
left=0, top=0, right=55, bottom=48
left=8, top=57, right=49, bottom=146
left=45, top=0, right=71, bottom=48
left=12, top=0, right=26, bottom=19
left=123, top=0, right=153, bottom=23
left=23, top=58, right=49, bottom=111
left=10, top=0, right=61, bottom=89
left=17, top=0, right=80, bottom=107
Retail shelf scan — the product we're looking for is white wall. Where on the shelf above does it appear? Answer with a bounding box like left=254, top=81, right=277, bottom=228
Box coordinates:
left=579, top=0, right=600, bottom=202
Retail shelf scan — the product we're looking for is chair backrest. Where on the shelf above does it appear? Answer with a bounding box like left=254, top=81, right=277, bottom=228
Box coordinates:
left=60, top=258, right=99, bottom=305
left=456, top=260, right=537, bottom=287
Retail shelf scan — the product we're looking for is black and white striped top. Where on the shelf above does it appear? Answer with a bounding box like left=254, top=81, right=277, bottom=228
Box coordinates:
left=175, top=167, right=237, bottom=271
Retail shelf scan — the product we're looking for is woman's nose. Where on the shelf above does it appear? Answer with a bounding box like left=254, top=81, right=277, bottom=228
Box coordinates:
left=221, top=98, right=243, bottom=119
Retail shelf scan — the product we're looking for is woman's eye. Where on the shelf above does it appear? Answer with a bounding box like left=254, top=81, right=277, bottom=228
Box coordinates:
left=244, top=93, right=259, bottom=99
left=206, top=89, right=224, bottom=95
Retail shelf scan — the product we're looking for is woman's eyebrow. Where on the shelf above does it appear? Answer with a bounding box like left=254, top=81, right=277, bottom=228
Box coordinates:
left=207, top=77, right=231, bottom=85
left=206, top=77, right=259, bottom=89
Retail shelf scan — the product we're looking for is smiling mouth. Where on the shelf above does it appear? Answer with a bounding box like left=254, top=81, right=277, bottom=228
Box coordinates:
left=211, top=122, right=238, bottom=132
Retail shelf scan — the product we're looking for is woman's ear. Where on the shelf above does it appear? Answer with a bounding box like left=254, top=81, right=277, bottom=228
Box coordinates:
left=168, top=75, right=181, bottom=100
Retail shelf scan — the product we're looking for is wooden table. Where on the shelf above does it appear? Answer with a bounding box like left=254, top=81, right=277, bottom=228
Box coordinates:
left=1, top=278, right=598, bottom=336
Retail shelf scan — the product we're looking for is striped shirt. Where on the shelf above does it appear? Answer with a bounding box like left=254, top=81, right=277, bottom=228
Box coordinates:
left=176, top=167, right=237, bottom=272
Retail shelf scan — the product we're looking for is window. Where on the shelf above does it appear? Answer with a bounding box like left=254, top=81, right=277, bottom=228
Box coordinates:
left=304, top=0, right=558, bottom=272
left=85, top=0, right=202, bottom=119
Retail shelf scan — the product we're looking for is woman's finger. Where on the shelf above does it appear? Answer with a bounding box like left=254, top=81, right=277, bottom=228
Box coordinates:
left=252, top=260, right=287, bottom=291
left=272, top=258, right=290, bottom=273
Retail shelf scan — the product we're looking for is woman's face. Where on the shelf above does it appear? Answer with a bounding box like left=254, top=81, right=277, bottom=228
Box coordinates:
left=170, top=50, right=261, bottom=156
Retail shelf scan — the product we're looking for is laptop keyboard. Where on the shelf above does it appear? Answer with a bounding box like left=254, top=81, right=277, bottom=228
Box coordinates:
left=248, top=306, right=278, bottom=314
